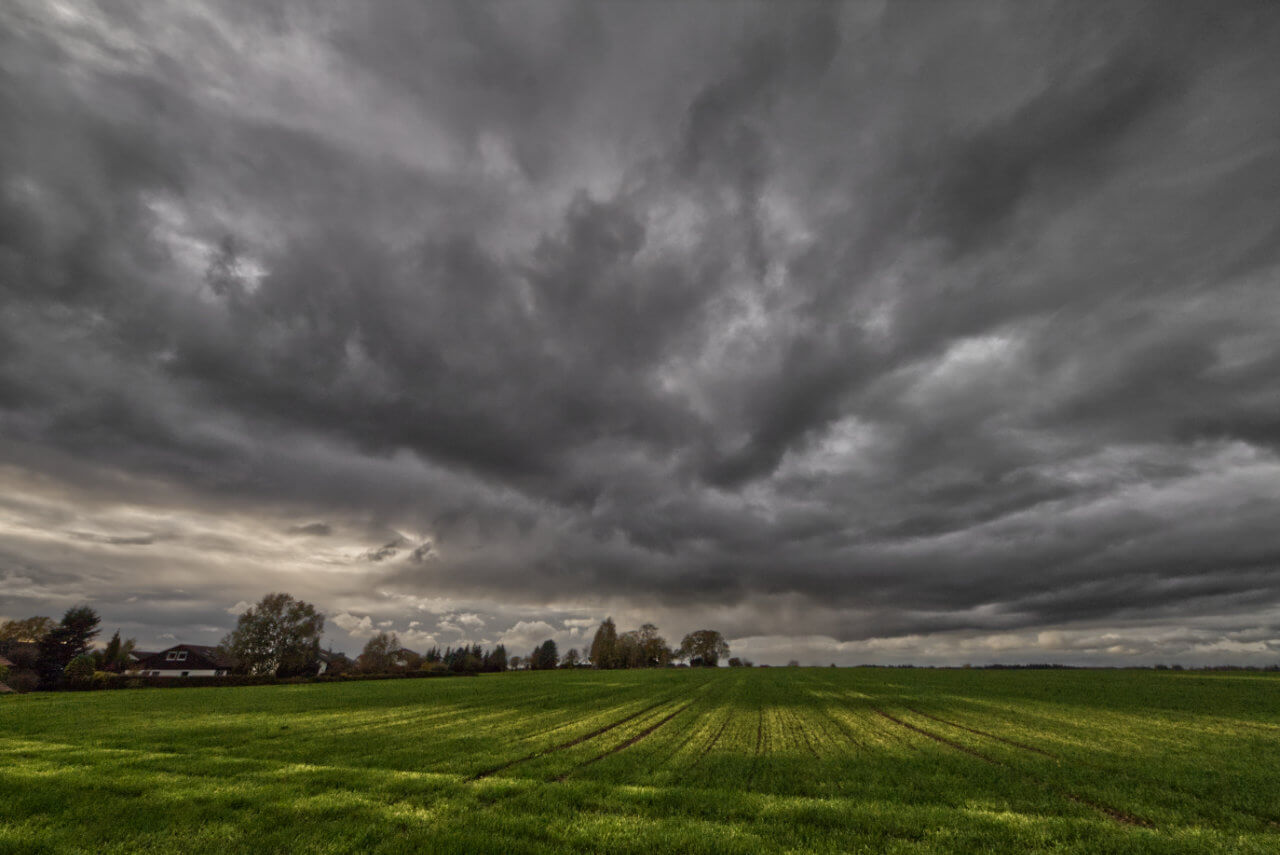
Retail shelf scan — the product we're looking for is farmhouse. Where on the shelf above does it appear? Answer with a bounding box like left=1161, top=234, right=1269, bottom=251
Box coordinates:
left=133, top=644, right=237, bottom=678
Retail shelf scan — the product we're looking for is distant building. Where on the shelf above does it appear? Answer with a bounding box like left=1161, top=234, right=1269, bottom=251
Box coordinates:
left=316, top=649, right=352, bottom=675
left=133, top=644, right=237, bottom=678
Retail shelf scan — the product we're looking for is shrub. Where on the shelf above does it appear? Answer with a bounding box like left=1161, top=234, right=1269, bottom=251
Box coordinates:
left=65, top=654, right=95, bottom=680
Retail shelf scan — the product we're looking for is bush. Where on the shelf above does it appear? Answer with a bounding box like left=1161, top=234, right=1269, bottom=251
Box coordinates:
left=65, top=654, right=95, bottom=680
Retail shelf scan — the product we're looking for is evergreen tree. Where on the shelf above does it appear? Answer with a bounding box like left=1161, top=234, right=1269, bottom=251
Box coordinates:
left=530, top=639, right=559, bottom=670
left=589, top=617, right=620, bottom=669
left=483, top=644, right=508, bottom=672
left=37, top=606, right=100, bottom=688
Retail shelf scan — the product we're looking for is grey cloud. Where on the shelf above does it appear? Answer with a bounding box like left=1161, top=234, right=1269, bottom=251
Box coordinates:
left=288, top=523, right=332, bottom=537
left=2, top=1, right=1280, bottom=664
left=67, top=532, right=164, bottom=547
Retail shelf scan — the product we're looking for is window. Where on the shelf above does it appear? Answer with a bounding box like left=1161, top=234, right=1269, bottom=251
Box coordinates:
left=181, top=671, right=189, bottom=677
left=165, top=650, right=188, bottom=661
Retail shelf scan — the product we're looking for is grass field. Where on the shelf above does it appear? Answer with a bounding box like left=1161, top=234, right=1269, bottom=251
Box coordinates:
left=2, top=668, right=1278, bottom=853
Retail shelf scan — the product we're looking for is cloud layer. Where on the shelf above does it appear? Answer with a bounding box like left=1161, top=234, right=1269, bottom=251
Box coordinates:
left=2, top=1, right=1280, bottom=664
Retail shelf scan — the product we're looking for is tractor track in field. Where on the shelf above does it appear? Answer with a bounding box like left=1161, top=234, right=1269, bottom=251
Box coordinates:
left=817, top=705, right=868, bottom=751
left=555, top=704, right=691, bottom=781
left=862, top=707, right=924, bottom=752
left=914, top=708, right=1280, bottom=831
left=690, top=716, right=732, bottom=767
left=744, top=709, right=766, bottom=788
left=650, top=711, right=707, bottom=772
left=468, top=698, right=674, bottom=780
left=873, top=708, right=999, bottom=765
left=786, top=707, right=821, bottom=759
left=872, top=708, right=1154, bottom=829
left=904, top=707, right=1057, bottom=758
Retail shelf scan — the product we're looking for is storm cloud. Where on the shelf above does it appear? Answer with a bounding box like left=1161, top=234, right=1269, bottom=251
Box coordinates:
left=2, top=1, right=1280, bottom=665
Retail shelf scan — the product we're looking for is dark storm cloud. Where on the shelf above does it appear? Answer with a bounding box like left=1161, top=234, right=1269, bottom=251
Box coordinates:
left=3, top=0, right=1280, bottom=662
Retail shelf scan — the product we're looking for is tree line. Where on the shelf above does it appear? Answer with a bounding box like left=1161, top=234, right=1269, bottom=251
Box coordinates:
left=0, top=595, right=732, bottom=691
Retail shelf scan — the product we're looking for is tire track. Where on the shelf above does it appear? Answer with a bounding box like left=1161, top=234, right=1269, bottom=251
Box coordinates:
left=554, top=704, right=691, bottom=781
left=689, top=716, right=731, bottom=768
left=904, top=707, right=1057, bottom=758
left=817, top=705, right=868, bottom=752
left=786, top=707, right=820, bottom=759
left=873, top=708, right=999, bottom=765
left=744, top=708, right=765, bottom=788
left=468, top=698, right=672, bottom=780
left=872, top=707, right=1153, bottom=829
left=644, top=675, right=730, bottom=773
left=910, top=707, right=1280, bottom=831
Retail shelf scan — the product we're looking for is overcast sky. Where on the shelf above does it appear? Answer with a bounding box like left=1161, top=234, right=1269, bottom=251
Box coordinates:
left=2, top=1, right=1279, bottom=665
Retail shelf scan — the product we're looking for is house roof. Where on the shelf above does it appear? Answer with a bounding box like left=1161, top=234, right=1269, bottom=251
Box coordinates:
left=317, top=649, right=351, bottom=664
left=135, top=644, right=237, bottom=670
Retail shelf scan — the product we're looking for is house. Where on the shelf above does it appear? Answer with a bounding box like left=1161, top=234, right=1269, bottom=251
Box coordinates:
left=133, top=644, right=237, bottom=678
left=316, top=649, right=352, bottom=675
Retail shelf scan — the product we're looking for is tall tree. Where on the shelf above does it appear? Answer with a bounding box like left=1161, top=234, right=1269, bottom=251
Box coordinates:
left=37, top=606, right=100, bottom=688
left=589, top=617, right=619, bottom=669
left=483, top=644, right=508, bottom=672
left=530, top=639, right=559, bottom=670
left=618, top=630, right=644, bottom=669
left=638, top=623, right=671, bottom=668
left=220, top=593, right=324, bottom=677
left=357, top=631, right=400, bottom=672
left=0, top=616, right=54, bottom=646
left=679, top=630, right=729, bottom=667
left=560, top=648, right=580, bottom=668
left=96, top=630, right=136, bottom=673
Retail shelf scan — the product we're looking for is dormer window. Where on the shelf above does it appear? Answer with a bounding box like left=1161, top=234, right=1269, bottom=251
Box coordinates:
left=165, top=650, right=189, bottom=661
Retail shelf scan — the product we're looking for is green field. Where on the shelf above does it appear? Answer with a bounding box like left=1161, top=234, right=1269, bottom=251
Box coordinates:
left=2, top=668, right=1278, bottom=853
